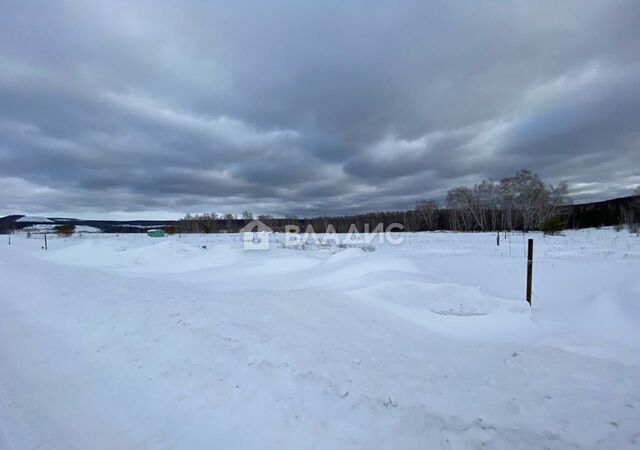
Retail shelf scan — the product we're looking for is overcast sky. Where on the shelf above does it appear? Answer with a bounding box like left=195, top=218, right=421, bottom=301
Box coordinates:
left=1, top=0, right=639, bottom=219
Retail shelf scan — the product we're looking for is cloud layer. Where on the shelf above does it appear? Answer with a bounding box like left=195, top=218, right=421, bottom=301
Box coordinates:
left=1, top=0, right=639, bottom=218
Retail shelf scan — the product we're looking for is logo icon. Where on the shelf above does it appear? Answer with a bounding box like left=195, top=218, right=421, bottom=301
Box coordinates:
left=240, top=220, right=273, bottom=250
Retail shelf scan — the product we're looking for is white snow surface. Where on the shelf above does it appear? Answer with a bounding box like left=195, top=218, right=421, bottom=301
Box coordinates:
left=1, top=229, right=639, bottom=449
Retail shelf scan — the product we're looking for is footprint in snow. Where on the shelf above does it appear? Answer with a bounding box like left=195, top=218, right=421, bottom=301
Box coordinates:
left=383, top=396, right=398, bottom=407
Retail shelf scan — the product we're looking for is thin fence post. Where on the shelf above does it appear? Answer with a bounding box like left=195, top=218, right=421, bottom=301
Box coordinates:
left=8, top=235, right=10, bottom=246
left=44, top=232, right=48, bottom=251
left=526, top=238, right=533, bottom=305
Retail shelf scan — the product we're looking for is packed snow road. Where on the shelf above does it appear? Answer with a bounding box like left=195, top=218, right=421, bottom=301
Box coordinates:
left=1, top=230, right=639, bottom=449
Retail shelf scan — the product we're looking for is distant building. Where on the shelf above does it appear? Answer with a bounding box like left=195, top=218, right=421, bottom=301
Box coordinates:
left=147, top=229, right=165, bottom=237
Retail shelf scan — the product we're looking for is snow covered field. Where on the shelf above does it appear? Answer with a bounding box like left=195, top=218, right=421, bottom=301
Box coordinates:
left=1, top=229, right=639, bottom=449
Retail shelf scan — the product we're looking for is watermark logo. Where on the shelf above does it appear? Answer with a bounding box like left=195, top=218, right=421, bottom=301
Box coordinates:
left=241, top=220, right=404, bottom=250
left=240, top=220, right=273, bottom=250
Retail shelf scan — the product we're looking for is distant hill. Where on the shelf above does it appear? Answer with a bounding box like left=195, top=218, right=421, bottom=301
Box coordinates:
left=16, top=216, right=54, bottom=223
left=0, top=215, right=177, bottom=234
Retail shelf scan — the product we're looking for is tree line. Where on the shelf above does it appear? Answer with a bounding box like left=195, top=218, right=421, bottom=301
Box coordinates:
left=170, top=170, right=639, bottom=234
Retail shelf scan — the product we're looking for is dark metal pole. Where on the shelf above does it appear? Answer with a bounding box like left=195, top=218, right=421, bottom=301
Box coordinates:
left=44, top=232, right=48, bottom=251
left=526, top=238, right=533, bottom=305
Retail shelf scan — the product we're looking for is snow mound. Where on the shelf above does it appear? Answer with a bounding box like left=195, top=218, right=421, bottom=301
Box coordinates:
left=43, top=239, right=242, bottom=273
left=305, top=249, right=419, bottom=287
left=346, top=280, right=533, bottom=341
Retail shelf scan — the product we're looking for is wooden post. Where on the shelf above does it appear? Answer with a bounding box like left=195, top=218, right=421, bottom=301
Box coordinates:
left=8, top=235, right=10, bottom=246
left=526, top=238, right=533, bottom=305
left=496, top=232, right=500, bottom=246
left=44, top=232, right=48, bottom=251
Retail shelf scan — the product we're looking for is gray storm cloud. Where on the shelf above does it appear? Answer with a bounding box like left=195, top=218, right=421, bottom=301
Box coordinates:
left=1, top=0, right=639, bottom=218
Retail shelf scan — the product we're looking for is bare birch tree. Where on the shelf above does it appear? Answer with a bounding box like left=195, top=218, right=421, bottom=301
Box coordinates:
left=415, top=199, right=439, bottom=230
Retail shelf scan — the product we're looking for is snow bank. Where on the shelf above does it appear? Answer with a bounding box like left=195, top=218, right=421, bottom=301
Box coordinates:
left=42, top=239, right=243, bottom=273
